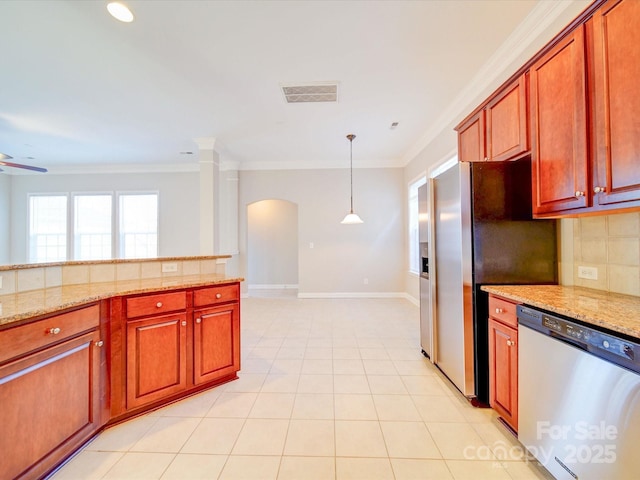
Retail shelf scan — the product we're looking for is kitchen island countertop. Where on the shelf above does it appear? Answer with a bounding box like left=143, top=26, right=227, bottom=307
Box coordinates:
left=0, top=273, right=244, bottom=328
left=481, top=285, right=640, bottom=339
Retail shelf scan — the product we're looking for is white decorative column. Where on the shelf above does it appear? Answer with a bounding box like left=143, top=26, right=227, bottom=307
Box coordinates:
left=196, top=137, right=219, bottom=256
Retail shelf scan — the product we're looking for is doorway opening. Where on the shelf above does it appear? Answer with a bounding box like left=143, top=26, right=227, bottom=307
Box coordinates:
left=247, top=199, right=299, bottom=298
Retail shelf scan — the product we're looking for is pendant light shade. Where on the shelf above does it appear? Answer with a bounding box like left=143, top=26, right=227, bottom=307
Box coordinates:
left=341, top=134, right=364, bottom=224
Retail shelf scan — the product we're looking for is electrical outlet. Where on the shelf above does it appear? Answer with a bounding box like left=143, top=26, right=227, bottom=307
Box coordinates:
left=578, top=266, right=598, bottom=280
left=309, top=242, right=314, bottom=249
left=162, top=262, right=178, bottom=273
left=364, top=278, right=369, bottom=285
left=0, top=275, right=3, bottom=289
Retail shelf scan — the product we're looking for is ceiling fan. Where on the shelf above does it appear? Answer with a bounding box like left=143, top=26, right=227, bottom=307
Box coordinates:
left=0, top=153, right=47, bottom=173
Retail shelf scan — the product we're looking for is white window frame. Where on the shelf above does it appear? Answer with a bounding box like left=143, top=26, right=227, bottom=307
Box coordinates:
left=27, top=190, right=159, bottom=262
left=71, top=191, right=115, bottom=261
left=408, top=174, right=427, bottom=275
left=28, top=193, right=69, bottom=263
left=116, top=191, right=159, bottom=259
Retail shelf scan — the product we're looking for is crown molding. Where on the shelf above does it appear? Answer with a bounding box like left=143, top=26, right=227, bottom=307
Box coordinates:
left=26, top=163, right=201, bottom=176
left=401, top=0, right=588, bottom=166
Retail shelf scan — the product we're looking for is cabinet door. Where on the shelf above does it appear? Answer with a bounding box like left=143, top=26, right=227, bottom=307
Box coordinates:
left=592, top=0, right=640, bottom=206
left=193, top=303, right=240, bottom=385
left=530, top=27, right=589, bottom=215
left=457, top=111, right=485, bottom=162
left=127, top=314, right=187, bottom=409
left=486, top=74, right=528, bottom=162
left=0, top=331, right=101, bottom=480
left=488, top=319, right=518, bottom=431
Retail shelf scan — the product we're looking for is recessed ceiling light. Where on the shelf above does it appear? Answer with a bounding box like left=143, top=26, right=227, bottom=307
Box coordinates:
left=107, top=2, right=134, bottom=23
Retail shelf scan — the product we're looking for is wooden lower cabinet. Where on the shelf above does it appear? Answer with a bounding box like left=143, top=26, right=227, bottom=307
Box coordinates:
left=0, top=328, right=101, bottom=480
left=126, top=313, right=188, bottom=409
left=119, top=284, right=242, bottom=413
left=488, top=318, right=518, bottom=431
left=488, top=294, right=519, bottom=431
left=194, top=303, right=240, bottom=385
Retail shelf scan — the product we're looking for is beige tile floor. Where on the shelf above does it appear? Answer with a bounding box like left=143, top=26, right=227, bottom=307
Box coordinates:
left=50, top=297, right=552, bottom=480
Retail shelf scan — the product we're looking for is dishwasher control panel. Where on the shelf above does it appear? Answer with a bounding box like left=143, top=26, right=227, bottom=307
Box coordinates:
left=518, top=305, right=640, bottom=374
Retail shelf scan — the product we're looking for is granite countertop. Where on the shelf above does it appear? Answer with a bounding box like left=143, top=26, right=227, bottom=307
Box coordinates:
left=481, top=285, right=640, bottom=339
left=0, top=274, right=244, bottom=328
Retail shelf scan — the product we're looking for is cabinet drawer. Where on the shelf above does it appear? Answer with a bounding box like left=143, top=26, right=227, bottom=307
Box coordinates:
left=488, top=295, right=519, bottom=328
left=126, top=291, right=186, bottom=319
left=0, top=303, right=100, bottom=364
left=193, top=283, right=239, bottom=307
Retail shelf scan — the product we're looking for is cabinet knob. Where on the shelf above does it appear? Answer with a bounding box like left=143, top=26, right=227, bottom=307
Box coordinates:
left=594, top=186, right=606, bottom=193
left=95, top=340, right=104, bottom=347
left=216, top=293, right=222, bottom=299
left=506, top=339, right=515, bottom=347
left=181, top=321, right=187, bottom=327
left=495, top=308, right=504, bottom=314
left=156, top=302, right=163, bottom=308
left=196, top=317, right=202, bottom=324
left=575, top=191, right=585, bottom=198
left=48, top=327, right=61, bottom=335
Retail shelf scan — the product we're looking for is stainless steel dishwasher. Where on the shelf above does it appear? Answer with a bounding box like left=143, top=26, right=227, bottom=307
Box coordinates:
left=517, top=305, right=640, bottom=480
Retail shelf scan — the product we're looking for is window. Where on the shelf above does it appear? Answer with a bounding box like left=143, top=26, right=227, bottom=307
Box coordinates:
left=408, top=176, right=427, bottom=274
left=27, top=191, right=158, bottom=262
left=119, top=193, right=158, bottom=258
left=74, top=194, right=112, bottom=260
left=29, top=195, right=68, bottom=263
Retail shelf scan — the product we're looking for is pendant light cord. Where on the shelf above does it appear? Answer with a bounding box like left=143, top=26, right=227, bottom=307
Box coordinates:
left=347, top=134, right=355, bottom=213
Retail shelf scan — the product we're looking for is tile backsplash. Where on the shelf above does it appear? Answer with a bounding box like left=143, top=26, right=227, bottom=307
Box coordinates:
left=0, top=256, right=229, bottom=295
left=573, top=212, right=640, bottom=296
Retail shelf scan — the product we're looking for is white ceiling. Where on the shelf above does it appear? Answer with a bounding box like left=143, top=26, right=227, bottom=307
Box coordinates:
left=0, top=0, right=586, bottom=173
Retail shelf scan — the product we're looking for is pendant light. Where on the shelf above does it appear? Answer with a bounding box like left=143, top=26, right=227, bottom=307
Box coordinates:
left=341, top=134, right=364, bottom=224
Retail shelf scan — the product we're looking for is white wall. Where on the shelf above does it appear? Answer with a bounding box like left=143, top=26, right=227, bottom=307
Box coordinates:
left=247, top=199, right=298, bottom=287
left=0, top=175, right=10, bottom=264
left=8, top=171, right=200, bottom=263
left=239, top=168, right=405, bottom=297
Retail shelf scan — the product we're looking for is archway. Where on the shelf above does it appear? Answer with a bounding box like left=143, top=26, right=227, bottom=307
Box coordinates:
left=247, top=199, right=299, bottom=297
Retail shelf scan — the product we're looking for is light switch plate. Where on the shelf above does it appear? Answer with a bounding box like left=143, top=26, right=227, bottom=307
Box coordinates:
left=578, top=266, right=598, bottom=280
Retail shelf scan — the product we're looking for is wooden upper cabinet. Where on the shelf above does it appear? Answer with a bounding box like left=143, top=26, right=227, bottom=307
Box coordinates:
left=457, top=74, right=528, bottom=163
left=457, top=110, right=485, bottom=162
left=530, top=26, right=589, bottom=216
left=592, top=0, right=640, bottom=206
left=486, top=74, right=528, bottom=162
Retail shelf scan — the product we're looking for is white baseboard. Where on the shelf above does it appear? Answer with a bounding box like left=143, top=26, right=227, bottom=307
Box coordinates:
left=297, top=292, right=418, bottom=304
left=247, top=284, right=299, bottom=290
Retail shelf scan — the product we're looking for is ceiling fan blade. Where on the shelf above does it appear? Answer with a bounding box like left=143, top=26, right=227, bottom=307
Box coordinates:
left=0, top=160, right=48, bottom=173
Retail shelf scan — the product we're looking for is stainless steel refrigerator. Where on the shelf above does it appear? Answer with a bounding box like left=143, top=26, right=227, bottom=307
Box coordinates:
left=431, top=158, right=557, bottom=404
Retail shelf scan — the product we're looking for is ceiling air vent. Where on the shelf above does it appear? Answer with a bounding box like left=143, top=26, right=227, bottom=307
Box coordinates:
left=282, top=84, right=338, bottom=103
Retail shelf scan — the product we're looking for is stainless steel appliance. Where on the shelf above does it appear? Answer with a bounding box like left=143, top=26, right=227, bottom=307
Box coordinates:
left=518, top=305, right=640, bottom=480
left=418, top=183, right=432, bottom=358
left=432, top=159, right=557, bottom=401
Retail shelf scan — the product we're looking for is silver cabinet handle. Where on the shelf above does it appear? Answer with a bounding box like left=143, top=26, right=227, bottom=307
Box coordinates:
left=95, top=340, right=104, bottom=347
left=156, top=302, right=163, bottom=308
left=181, top=321, right=187, bottom=327
left=196, top=318, right=202, bottom=324
left=575, top=191, right=585, bottom=198
left=216, top=293, right=222, bottom=299
left=594, top=186, right=606, bottom=193
left=495, top=308, right=504, bottom=314
left=49, top=327, right=61, bottom=335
